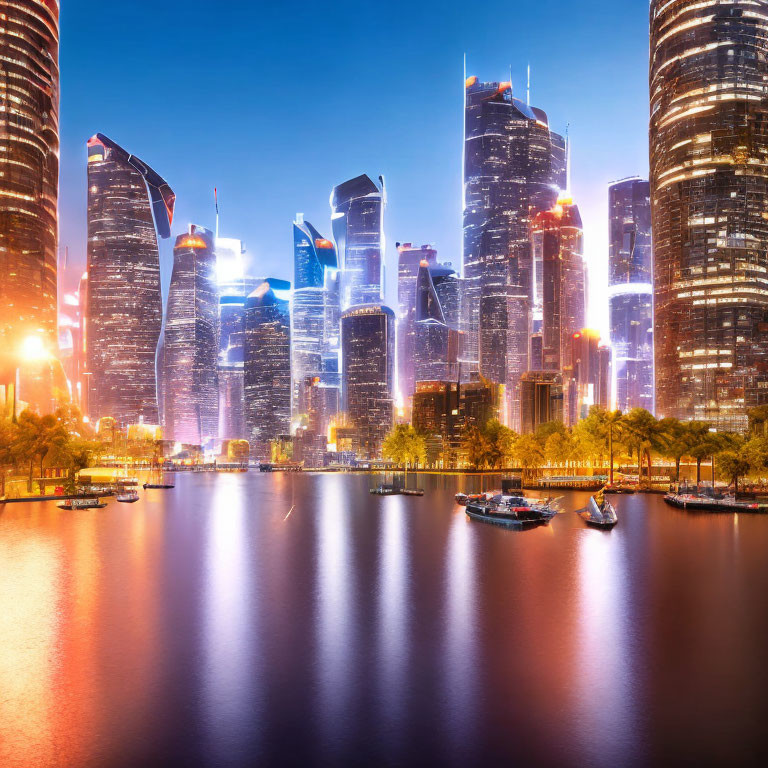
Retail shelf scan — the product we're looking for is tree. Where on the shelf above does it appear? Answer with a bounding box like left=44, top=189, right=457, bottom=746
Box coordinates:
left=716, top=450, right=751, bottom=493
left=483, top=419, right=517, bottom=469
left=515, top=434, right=544, bottom=482
left=544, top=431, right=574, bottom=469
left=382, top=424, right=427, bottom=470
left=461, top=425, right=493, bottom=470
left=684, top=422, right=719, bottom=485
left=13, top=409, right=69, bottom=492
left=622, top=408, right=662, bottom=486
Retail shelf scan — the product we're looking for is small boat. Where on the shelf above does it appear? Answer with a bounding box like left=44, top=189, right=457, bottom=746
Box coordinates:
left=116, top=490, right=140, bottom=503
left=465, top=494, right=556, bottom=529
left=143, top=482, right=175, bottom=490
left=58, top=497, right=107, bottom=510
left=663, top=492, right=760, bottom=513
left=455, top=492, right=491, bottom=506
left=370, top=484, right=401, bottom=496
left=401, top=488, right=425, bottom=497
left=580, top=495, right=618, bottom=529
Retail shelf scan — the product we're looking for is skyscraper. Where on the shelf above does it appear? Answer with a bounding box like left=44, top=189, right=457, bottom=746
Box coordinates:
left=331, top=175, right=385, bottom=309
left=163, top=226, right=219, bottom=445
left=341, top=304, right=395, bottom=460
left=86, top=134, right=175, bottom=426
left=244, top=279, right=292, bottom=459
left=215, top=237, right=260, bottom=441
left=462, top=76, right=566, bottom=426
left=520, top=371, right=564, bottom=434
left=292, top=215, right=341, bottom=415
left=608, top=178, right=654, bottom=414
left=414, top=261, right=460, bottom=384
left=532, top=196, right=586, bottom=373
left=0, top=0, right=60, bottom=360
left=397, top=243, right=437, bottom=409
left=650, top=1, right=768, bottom=431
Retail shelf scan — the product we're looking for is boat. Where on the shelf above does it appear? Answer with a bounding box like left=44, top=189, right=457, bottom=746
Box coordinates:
left=455, top=492, right=491, bottom=506
left=465, top=494, right=556, bottom=529
left=580, top=495, right=618, bottom=529
left=116, top=490, right=140, bottom=503
left=143, top=467, right=175, bottom=490
left=401, top=488, right=425, bottom=497
left=370, top=484, right=401, bottom=496
left=663, top=492, right=760, bottom=513
left=57, top=497, right=107, bottom=510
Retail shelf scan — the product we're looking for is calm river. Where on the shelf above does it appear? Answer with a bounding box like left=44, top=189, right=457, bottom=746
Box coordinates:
left=1, top=472, right=768, bottom=767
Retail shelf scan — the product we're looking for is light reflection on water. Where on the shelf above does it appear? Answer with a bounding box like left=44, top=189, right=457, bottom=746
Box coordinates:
left=1, top=473, right=768, bottom=766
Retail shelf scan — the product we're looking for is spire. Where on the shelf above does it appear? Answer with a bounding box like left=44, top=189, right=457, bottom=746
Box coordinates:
left=565, top=123, right=572, bottom=193
left=527, top=64, right=531, bottom=106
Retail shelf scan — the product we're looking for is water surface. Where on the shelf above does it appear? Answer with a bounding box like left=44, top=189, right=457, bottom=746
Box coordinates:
left=1, top=473, right=767, bottom=767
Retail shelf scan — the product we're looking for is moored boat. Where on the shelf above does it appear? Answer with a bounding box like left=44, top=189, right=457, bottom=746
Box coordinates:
left=370, top=484, right=401, bottom=496
left=663, top=492, right=760, bottom=513
left=116, top=490, right=140, bottom=503
left=401, top=488, right=424, bottom=497
left=580, top=494, right=618, bottom=529
left=58, top=497, right=107, bottom=510
left=465, top=494, right=556, bottom=529
left=455, top=492, right=491, bottom=506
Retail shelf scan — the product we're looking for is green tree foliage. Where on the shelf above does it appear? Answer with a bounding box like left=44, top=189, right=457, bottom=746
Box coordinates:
left=383, top=424, right=427, bottom=469
left=515, top=434, right=544, bottom=480
left=716, top=450, right=752, bottom=493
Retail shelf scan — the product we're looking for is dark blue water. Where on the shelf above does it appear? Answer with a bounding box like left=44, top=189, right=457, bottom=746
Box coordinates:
left=1, top=472, right=768, bottom=767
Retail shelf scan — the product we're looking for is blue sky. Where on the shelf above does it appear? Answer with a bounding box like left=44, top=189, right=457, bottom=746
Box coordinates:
left=60, top=0, right=650, bottom=332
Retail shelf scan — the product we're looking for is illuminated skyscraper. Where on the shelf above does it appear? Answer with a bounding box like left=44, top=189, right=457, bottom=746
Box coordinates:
left=0, top=0, right=60, bottom=359
left=86, top=134, right=175, bottom=426
left=244, top=279, right=292, bottom=458
left=341, top=304, right=395, bottom=460
left=397, top=243, right=437, bottom=409
left=608, top=178, right=653, bottom=413
left=650, top=1, right=768, bottom=431
left=292, top=215, right=341, bottom=416
left=331, top=174, right=385, bottom=309
left=532, top=196, right=586, bottom=373
left=520, top=371, right=564, bottom=434
left=163, top=226, right=219, bottom=445
left=414, top=261, right=460, bottom=385
left=566, top=330, right=611, bottom=425
left=462, top=76, right=566, bottom=400
left=215, top=237, right=260, bottom=441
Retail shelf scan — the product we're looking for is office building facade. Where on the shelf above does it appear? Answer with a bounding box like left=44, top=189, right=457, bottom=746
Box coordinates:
left=650, top=0, right=768, bottom=431
left=86, top=133, right=175, bottom=426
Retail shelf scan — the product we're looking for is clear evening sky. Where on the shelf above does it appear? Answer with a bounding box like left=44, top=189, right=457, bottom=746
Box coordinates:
left=59, top=0, right=650, bottom=333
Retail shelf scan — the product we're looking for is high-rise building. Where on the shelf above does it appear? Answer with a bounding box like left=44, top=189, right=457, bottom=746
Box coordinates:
left=532, top=196, right=586, bottom=373
left=414, top=261, right=460, bottom=385
left=292, top=215, right=341, bottom=416
left=0, top=0, right=60, bottom=360
left=520, top=371, right=564, bottom=434
left=331, top=175, right=385, bottom=309
left=215, top=237, right=260, bottom=441
left=163, top=226, right=219, bottom=446
left=462, top=76, right=566, bottom=418
left=412, top=379, right=503, bottom=467
left=608, top=178, right=653, bottom=414
left=397, top=243, right=437, bottom=408
left=431, top=264, right=460, bottom=329
left=566, top=330, right=611, bottom=425
left=341, top=304, right=395, bottom=460
left=650, top=1, right=768, bottom=431
left=85, top=134, right=175, bottom=426
left=244, top=279, right=292, bottom=458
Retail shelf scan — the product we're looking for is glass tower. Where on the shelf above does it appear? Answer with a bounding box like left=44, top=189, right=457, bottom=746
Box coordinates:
left=608, top=178, right=653, bottom=414
left=292, top=215, right=341, bottom=416
left=163, top=226, right=219, bottom=445
left=462, top=76, right=566, bottom=427
left=331, top=175, right=385, bottom=309
left=85, top=134, right=175, bottom=426
left=341, top=304, right=395, bottom=460
left=0, top=0, right=59, bottom=359
left=650, top=0, right=768, bottom=431
left=244, top=279, right=292, bottom=459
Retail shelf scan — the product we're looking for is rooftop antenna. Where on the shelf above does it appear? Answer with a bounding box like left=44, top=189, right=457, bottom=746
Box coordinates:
left=565, top=124, right=572, bottom=193
left=527, top=64, right=531, bottom=106
left=214, top=187, right=219, bottom=240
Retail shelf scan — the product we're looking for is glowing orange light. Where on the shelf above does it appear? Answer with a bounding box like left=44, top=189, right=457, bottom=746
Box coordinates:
left=177, top=235, right=208, bottom=250
left=465, top=76, right=478, bottom=88
left=315, top=239, right=334, bottom=250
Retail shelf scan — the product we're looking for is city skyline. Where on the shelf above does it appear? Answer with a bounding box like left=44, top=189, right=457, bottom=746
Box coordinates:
left=56, top=1, right=651, bottom=334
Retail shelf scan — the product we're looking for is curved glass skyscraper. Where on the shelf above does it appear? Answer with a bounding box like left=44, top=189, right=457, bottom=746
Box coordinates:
left=292, top=215, right=340, bottom=416
left=163, top=226, right=219, bottom=445
left=608, top=178, right=654, bottom=414
left=331, top=175, right=385, bottom=310
left=86, top=133, right=175, bottom=426
left=0, top=0, right=59, bottom=355
left=650, top=1, right=768, bottom=431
